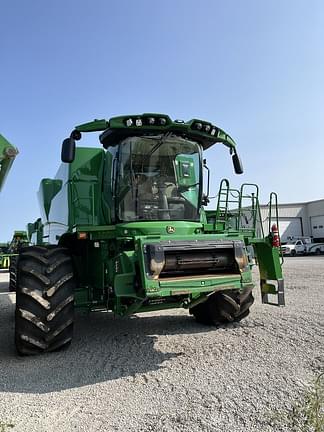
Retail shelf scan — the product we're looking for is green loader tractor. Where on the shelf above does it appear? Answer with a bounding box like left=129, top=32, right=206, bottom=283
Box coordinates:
left=14, top=114, right=284, bottom=355
left=0, top=242, right=10, bottom=269
left=7, top=230, right=29, bottom=291
left=0, top=134, right=18, bottom=269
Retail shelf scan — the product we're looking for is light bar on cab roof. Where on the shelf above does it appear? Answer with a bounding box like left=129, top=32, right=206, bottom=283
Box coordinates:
left=72, top=113, right=237, bottom=151
left=120, top=115, right=221, bottom=140
left=123, top=115, right=169, bottom=128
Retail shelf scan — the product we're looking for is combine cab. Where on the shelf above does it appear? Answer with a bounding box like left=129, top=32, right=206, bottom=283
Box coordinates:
left=14, top=114, right=284, bottom=355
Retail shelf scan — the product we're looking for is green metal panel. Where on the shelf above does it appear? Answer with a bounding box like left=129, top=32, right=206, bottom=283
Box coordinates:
left=68, top=147, right=105, bottom=227
left=38, top=147, right=106, bottom=242
left=253, top=240, right=283, bottom=281
left=0, top=134, right=18, bottom=192
left=115, top=221, right=203, bottom=237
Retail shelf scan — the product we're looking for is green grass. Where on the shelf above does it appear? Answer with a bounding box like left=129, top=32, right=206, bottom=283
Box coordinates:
left=0, top=422, right=14, bottom=432
left=303, top=372, right=324, bottom=432
left=270, top=372, right=324, bottom=432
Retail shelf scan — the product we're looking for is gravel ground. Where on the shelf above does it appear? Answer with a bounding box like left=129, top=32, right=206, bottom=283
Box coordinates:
left=0, top=257, right=323, bottom=432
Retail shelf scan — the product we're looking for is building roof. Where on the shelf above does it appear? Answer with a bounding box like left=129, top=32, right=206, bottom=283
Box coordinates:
left=260, top=198, right=324, bottom=208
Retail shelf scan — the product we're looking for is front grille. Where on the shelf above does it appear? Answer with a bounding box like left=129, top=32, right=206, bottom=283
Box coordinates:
left=143, top=240, right=243, bottom=279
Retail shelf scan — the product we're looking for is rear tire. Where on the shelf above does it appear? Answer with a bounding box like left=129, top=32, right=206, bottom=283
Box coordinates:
left=15, top=246, right=76, bottom=355
left=190, top=289, right=254, bottom=326
left=9, top=256, right=17, bottom=292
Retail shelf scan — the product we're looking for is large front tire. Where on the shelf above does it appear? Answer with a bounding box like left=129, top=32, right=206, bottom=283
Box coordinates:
left=15, top=246, right=76, bottom=355
left=190, top=289, right=254, bottom=326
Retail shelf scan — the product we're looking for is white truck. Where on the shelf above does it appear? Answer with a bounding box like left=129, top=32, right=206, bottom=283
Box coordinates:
left=281, top=237, right=324, bottom=256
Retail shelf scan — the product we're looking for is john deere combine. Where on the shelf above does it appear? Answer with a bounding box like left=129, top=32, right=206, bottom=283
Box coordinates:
left=0, top=134, right=18, bottom=269
left=14, top=114, right=284, bottom=355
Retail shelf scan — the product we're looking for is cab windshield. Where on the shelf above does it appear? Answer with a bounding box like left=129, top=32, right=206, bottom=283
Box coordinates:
left=116, top=134, right=201, bottom=221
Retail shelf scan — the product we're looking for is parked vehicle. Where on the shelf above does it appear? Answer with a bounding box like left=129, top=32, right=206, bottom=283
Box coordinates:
left=307, top=242, right=324, bottom=255
left=281, top=237, right=324, bottom=256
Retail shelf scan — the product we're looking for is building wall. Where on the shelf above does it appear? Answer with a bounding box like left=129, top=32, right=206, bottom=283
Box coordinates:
left=259, top=199, right=324, bottom=240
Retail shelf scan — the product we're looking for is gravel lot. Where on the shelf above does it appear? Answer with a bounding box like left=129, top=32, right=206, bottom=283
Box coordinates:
left=0, top=257, right=323, bottom=432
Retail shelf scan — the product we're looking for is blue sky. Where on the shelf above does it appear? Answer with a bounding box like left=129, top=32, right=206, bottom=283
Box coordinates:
left=1, top=0, right=323, bottom=240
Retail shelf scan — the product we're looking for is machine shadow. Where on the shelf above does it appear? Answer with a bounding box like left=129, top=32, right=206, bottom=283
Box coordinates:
left=0, top=301, right=215, bottom=394
left=0, top=281, right=9, bottom=292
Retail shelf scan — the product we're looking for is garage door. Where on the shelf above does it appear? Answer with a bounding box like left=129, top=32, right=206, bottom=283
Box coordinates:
left=277, top=218, right=303, bottom=241
left=311, top=215, right=324, bottom=240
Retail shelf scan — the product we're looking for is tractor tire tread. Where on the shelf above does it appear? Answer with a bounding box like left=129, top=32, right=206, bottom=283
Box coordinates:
left=20, top=266, right=51, bottom=286
left=15, top=245, right=75, bottom=356
left=191, top=289, right=254, bottom=326
left=9, top=256, right=18, bottom=292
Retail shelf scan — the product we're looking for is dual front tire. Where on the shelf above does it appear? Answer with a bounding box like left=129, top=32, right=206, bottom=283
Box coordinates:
left=190, top=289, right=254, bottom=326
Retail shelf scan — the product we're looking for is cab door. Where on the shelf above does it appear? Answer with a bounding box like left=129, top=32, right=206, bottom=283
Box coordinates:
left=295, top=240, right=305, bottom=254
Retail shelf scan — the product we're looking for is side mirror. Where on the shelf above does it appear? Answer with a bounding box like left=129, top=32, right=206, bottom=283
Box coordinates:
left=61, top=138, right=75, bottom=163
left=232, top=152, right=243, bottom=174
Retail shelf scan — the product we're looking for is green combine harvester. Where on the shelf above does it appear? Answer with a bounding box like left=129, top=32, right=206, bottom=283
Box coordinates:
left=0, top=134, right=18, bottom=268
left=14, top=114, right=284, bottom=355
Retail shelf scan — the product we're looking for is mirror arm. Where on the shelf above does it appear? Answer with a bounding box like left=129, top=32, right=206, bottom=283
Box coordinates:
left=203, top=158, right=210, bottom=198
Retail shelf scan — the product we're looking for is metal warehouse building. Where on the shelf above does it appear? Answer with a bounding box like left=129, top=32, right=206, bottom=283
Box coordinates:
left=259, top=199, right=324, bottom=242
